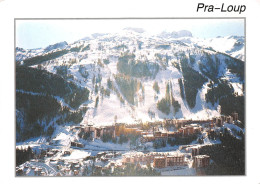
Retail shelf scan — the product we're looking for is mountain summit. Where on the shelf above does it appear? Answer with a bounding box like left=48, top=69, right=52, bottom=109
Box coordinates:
left=44, top=41, right=68, bottom=52
left=16, top=30, right=244, bottom=141
left=159, top=30, right=193, bottom=38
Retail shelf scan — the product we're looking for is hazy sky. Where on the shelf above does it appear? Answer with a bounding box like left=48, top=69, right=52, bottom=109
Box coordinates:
left=16, top=19, right=244, bottom=49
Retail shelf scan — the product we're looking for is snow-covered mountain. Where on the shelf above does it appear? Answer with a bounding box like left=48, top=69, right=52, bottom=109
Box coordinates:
left=44, top=41, right=68, bottom=53
left=158, top=30, right=193, bottom=38
left=16, top=29, right=245, bottom=141
left=194, top=36, right=245, bottom=61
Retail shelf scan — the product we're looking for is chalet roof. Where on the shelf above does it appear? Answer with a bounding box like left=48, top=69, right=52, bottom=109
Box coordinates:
left=194, top=155, right=210, bottom=159
left=154, top=156, right=165, bottom=159
left=143, top=134, right=154, bottom=138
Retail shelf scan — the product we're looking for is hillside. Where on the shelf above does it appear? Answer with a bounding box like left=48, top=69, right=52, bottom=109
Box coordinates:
left=16, top=29, right=245, bottom=139
left=16, top=66, right=89, bottom=141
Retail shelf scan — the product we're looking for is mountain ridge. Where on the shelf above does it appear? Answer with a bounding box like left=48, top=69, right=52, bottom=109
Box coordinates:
left=16, top=30, right=245, bottom=140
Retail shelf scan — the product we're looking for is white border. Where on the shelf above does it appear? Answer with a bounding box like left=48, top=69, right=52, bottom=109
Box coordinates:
left=1, top=0, right=260, bottom=184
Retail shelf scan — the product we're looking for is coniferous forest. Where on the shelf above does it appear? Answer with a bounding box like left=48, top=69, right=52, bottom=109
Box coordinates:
left=16, top=66, right=89, bottom=141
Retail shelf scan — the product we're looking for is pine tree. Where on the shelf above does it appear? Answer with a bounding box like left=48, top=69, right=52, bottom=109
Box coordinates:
left=153, top=81, right=160, bottom=94
left=94, top=84, right=99, bottom=94
left=92, top=75, right=96, bottom=87
left=107, top=77, right=112, bottom=89
left=95, top=96, right=99, bottom=108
